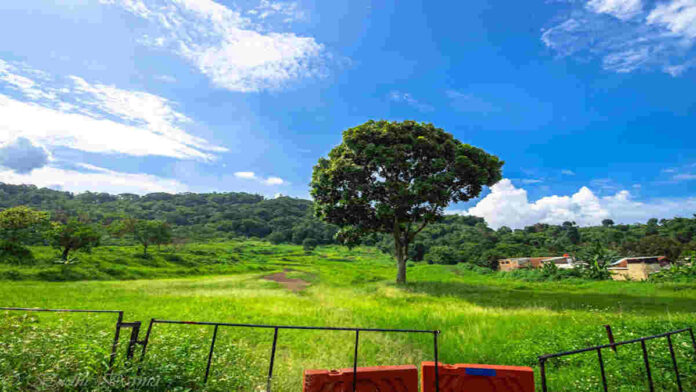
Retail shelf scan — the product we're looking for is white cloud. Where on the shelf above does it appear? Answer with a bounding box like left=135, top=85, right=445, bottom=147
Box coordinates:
left=234, top=171, right=285, bottom=185
left=519, top=178, right=544, bottom=184
left=263, top=176, right=284, bottom=185
left=561, top=169, right=576, bottom=175
left=673, top=173, right=696, bottom=181
left=388, top=91, right=434, bottom=112
left=647, top=0, right=696, bottom=39
left=154, top=74, right=177, bottom=83
left=587, top=0, right=642, bottom=20
left=0, top=138, right=50, bottom=174
left=102, top=0, right=327, bottom=92
left=0, top=163, right=186, bottom=194
left=465, top=178, right=696, bottom=229
left=0, top=59, right=225, bottom=160
left=248, top=0, right=306, bottom=23
left=234, top=171, right=257, bottom=179
left=542, top=0, right=696, bottom=75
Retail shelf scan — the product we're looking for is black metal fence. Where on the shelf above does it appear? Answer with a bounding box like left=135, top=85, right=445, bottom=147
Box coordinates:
left=5, top=306, right=695, bottom=392
left=0, top=306, right=140, bottom=372
left=538, top=326, right=696, bottom=392
left=1, top=307, right=440, bottom=392
left=137, top=318, right=440, bottom=392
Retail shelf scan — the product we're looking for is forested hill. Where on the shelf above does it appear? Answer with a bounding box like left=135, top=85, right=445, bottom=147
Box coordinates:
left=0, top=183, right=337, bottom=244
left=2, top=182, right=696, bottom=266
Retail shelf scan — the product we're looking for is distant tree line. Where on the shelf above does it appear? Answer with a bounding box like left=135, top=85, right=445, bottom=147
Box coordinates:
left=1, top=182, right=695, bottom=268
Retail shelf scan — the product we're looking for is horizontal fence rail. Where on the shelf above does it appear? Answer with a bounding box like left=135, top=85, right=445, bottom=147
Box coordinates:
left=138, top=318, right=441, bottom=392
left=538, top=327, right=696, bottom=392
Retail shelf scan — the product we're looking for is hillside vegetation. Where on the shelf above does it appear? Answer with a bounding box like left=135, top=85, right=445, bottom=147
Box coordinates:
left=2, top=183, right=696, bottom=271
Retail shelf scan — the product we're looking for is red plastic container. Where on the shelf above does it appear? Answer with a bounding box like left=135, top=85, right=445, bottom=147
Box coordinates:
left=421, top=362, right=535, bottom=392
left=303, top=365, right=419, bottom=392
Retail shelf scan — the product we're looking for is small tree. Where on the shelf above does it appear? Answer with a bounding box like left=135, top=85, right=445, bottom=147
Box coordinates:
left=311, top=120, right=503, bottom=284
left=114, top=218, right=172, bottom=256
left=49, top=219, right=101, bottom=261
left=302, top=238, right=318, bottom=254
left=578, top=242, right=616, bottom=280
left=0, top=206, right=49, bottom=244
left=0, top=206, right=49, bottom=264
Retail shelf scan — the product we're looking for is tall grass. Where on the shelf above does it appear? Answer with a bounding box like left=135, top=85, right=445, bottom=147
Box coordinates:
left=1, top=241, right=695, bottom=391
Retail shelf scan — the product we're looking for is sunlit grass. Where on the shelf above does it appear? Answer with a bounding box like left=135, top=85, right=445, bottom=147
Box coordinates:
left=1, top=241, right=695, bottom=391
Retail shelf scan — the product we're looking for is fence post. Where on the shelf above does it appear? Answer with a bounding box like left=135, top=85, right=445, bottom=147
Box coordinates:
left=640, top=339, right=654, bottom=392
left=204, top=325, right=219, bottom=384
left=266, top=327, right=279, bottom=392
left=352, top=330, right=359, bottom=392
left=108, top=311, right=124, bottom=373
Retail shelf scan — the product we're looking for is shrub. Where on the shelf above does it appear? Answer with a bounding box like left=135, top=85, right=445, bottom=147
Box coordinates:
left=0, top=240, right=35, bottom=265
left=302, top=238, right=318, bottom=253
left=424, top=246, right=458, bottom=265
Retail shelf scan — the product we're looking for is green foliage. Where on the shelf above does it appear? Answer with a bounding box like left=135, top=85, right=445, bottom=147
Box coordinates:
left=578, top=242, right=616, bottom=280
left=0, top=183, right=340, bottom=246
left=424, top=245, right=458, bottom=265
left=302, top=238, right=318, bottom=254
left=0, top=206, right=49, bottom=264
left=48, top=219, right=101, bottom=261
left=311, top=120, right=503, bottom=283
left=650, top=252, right=696, bottom=282
left=112, top=218, right=172, bottom=255
left=0, top=206, right=49, bottom=244
left=0, top=240, right=35, bottom=265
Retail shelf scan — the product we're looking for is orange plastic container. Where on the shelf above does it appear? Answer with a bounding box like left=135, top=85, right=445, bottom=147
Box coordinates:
left=421, top=362, right=534, bottom=392
left=303, top=365, right=418, bottom=392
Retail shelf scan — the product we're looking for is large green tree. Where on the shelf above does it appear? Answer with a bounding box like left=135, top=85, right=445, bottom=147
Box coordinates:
left=49, top=219, right=102, bottom=261
left=311, top=120, right=503, bottom=283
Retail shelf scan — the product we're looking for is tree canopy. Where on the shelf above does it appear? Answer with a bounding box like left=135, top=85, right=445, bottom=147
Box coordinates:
left=48, top=219, right=101, bottom=261
left=311, top=120, right=503, bottom=283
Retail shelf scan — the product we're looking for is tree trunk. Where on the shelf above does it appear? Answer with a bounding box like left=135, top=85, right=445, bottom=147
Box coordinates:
left=396, top=249, right=407, bottom=284
left=143, top=243, right=148, bottom=256
left=61, top=247, right=70, bottom=261
left=393, top=229, right=408, bottom=284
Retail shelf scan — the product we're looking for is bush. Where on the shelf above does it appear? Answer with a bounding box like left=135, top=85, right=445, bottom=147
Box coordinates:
left=0, top=241, right=35, bottom=265
left=456, top=262, right=493, bottom=275
left=649, top=254, right=696, bottom=282
left=302, top=238, right=318, bottom=253
left=424, top=246, right=458, bottom=265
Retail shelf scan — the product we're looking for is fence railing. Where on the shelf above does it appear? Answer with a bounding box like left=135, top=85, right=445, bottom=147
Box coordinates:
left=137, top=318, right=440, bottom=392
left=0, top=306, right=135, bottom=372
left=1, top=307, right=440, bottom=392
left=4, top=306, right=695, bottom=392
left=538, top=326, right=696, bottom=392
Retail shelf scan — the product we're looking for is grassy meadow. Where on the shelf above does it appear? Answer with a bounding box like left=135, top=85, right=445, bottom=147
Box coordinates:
left=1, top=241, right=695, bottom=391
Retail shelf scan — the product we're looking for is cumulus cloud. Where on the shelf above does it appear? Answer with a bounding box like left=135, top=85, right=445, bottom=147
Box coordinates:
left=0, top=138, right=50, bottom=174
left=587, top=0, right=642, bottom=20
left=561, top=169, right=576, bottom=175
left=102, top=0, right=327, bottom=92
left=542, top=0, right=696, bottom=75
left=0, top=59, right=225, bottom=160
left=0, top=163, right=186, bottom=194
left=234, top=171, right=285, bottom=185
left=388, top=91, right=434, bottom=112
left=465, top=179, right=696, bottom=229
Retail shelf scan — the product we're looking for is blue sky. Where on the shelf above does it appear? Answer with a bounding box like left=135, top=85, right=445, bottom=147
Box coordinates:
left=0, top=0, right=695, bottom=228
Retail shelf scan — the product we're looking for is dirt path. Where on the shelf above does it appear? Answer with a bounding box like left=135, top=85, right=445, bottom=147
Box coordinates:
left=262, top=269, right=310, bottom=292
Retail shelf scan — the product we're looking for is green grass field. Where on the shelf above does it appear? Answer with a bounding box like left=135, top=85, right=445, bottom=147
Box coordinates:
left=1, top=241, right=695, bottom=391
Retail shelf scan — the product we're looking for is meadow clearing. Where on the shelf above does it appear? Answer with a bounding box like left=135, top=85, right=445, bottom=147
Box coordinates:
left=1, top=241, right=695, bottom=391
